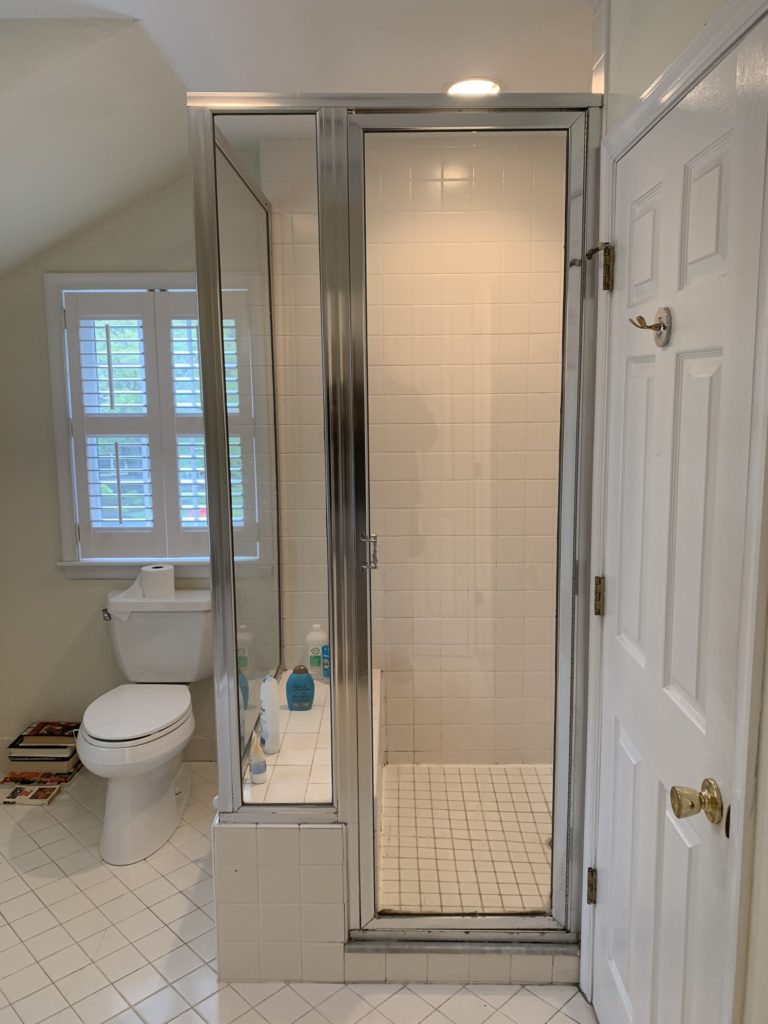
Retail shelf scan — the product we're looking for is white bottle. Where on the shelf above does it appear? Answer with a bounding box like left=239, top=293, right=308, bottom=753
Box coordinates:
left=259, top=675, right=281, bottom=755
left=249, top=726, right=267, bottom=786
left=305, top=624, right=328, bottom=682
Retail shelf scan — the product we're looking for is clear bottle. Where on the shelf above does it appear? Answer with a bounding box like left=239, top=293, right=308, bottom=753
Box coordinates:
left=305, top=624, right=328, bottom=682
left=249, top=725, right=267, bottom=786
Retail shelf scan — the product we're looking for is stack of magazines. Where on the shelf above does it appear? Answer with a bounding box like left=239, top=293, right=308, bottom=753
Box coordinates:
left=3, top=722, right=81, bottom=802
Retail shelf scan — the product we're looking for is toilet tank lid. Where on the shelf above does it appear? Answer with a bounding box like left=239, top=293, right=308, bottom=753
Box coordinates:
left=108, top=588, right=211, bottom=618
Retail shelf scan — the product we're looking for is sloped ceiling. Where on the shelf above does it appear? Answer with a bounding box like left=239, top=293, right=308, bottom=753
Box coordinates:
left=0, top=18, right=188, bottom=274
left=16, top=0, right=594, bottom=94
left=0, top=0, right=592, bottom=274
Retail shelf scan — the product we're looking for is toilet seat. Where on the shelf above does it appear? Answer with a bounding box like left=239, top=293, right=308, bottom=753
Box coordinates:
left=82, top=684, right=192, bottom=747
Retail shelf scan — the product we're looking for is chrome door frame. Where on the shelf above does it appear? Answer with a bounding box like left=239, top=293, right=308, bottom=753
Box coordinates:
left=188, top=95, right=601, bottom=941
left=347, top=106, right=600, bottom=940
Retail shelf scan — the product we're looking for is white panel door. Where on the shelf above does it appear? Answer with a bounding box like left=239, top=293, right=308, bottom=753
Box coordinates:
left=593, top=21, right=768, bottom=1024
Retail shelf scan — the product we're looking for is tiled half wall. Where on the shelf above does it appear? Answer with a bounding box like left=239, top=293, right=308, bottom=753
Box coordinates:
left=213, top=823, right=578, bottom=984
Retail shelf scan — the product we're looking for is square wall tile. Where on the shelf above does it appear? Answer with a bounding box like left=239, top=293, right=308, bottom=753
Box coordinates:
left=508, top=954, right=553, bottom=984
left=260, top=943, right=303, bottom=982
left=301, top=944, right=344, bottom=982
left=299, top=827, right=344, bottom=865
left=301, top=904, right=346, bottom=944
left=212, top=826, right=257, bottom=868
left=344, top=951, right=387, bottom=983
left=300, top=866, right=344, bottom=905
left=427, top=954, right=469, bottom=983
left=217, top=942, right=262, bottom=982
left=385, top=953, right=428, bottom=983
left=258, top=865, right=301, bottom=905
left=256, top=827, right=300, bottom=866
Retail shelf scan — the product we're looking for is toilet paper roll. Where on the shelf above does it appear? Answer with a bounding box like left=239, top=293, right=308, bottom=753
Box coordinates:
left=140, top=563, right=175, bottom=599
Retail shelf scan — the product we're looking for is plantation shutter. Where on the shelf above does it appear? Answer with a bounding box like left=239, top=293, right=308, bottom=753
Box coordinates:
left=154, top=288, right=260, bottom=558
left=64, top=292, right=166, bottom=558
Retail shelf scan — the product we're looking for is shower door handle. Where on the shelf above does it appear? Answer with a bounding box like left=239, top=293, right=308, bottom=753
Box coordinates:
left=361, top=533, right=378, bottom=571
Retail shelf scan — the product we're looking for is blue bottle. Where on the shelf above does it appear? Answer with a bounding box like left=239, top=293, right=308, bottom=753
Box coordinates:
left=322, top=644, right=331, bottom=681
left=286, top=664, right=315, bottom=711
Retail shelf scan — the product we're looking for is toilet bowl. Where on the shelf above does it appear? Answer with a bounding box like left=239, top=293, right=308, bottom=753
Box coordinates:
left=78, top=684, right=196, bottom=865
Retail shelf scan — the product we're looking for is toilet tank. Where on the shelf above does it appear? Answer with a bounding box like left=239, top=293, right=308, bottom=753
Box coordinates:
left=106, top=587, right=212, bottom=683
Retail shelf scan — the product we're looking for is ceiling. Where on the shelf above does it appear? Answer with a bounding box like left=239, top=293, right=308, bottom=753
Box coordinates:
left=0, top=0, right=593, bottom=274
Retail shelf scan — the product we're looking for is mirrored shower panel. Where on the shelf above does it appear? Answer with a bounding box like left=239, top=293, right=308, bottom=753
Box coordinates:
left=214, top=116, right=332, bottom=806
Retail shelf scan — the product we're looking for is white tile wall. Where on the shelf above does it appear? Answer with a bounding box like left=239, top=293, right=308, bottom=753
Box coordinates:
left=213, top=824, right=346, bottom=982
left=365, top=132, right=565, bottom=764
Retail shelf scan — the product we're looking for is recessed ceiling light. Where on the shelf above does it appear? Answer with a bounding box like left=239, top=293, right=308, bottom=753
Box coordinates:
left=446, top=78, right=502, bottom=97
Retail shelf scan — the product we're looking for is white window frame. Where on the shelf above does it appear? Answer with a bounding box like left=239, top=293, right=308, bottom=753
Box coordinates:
left=45, top=272, right=268, bottom=579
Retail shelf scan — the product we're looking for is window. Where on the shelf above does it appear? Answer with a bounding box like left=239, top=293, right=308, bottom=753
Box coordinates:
left=46, top=275, right=263, bottom=569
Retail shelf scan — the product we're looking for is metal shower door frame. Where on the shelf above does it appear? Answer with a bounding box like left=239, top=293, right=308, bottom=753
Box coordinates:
left=347, top=106, right=600, bottom=940
left=187, top=93, right=600, bottom=942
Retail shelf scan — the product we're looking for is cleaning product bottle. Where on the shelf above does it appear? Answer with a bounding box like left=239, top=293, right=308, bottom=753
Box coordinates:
left=249, top=724, right=267, bottom=786
left=259, top=675, right=281, bottom=754
left=305, top=624, right=328, bottom=682
left=286, top=664, right=315, bottom=711
left=321, top=642, right=331, bottom=682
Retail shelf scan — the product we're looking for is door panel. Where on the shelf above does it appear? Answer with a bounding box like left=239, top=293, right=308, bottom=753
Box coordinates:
left=594, top=20, right=768, bottom=1024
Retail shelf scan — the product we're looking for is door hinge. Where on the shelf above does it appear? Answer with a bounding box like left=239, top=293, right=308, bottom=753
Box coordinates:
left=585, top=242, right=614, bottom=291
left=587, top=866, right=598, bottom=905
left=593, top=575, right=605, bottom=616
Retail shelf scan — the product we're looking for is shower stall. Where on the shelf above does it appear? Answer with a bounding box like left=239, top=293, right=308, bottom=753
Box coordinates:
left=189, top=93, right=600, bottom=941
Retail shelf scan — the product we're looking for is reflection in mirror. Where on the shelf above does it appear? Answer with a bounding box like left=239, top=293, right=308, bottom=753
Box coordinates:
left=214, top=115, right=332, bottom=805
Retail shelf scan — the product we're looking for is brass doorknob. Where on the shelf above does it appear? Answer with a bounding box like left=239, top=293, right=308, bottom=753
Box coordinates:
left=670, top=778, right=723, bottom=824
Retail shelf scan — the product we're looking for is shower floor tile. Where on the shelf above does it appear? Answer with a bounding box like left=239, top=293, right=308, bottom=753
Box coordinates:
left=377, top=763, right=552, bottom=915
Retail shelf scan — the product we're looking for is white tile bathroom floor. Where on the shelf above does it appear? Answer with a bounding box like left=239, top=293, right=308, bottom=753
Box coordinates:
left=0, top=763, right=596, bottom=1024
left=242, top=677, right=332, bottom=805
left=378, top=764, right=552, bottom=915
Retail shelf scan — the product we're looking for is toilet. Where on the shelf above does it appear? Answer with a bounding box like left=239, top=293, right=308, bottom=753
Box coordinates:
left=77, top=577, right=212, bottom=866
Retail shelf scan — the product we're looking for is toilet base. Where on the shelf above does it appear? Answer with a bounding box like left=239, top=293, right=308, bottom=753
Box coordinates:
left=100, top=759, right=192, bottom=865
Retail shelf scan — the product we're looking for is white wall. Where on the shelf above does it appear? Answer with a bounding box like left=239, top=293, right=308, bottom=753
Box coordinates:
left=365, top=132, right=565, bottom=765
left=597, top=0, right=731, bottom=129
left=0, top=172, right=217, bottom=760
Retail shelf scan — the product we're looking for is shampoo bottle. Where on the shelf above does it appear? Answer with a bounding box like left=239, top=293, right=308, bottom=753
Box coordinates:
left=259, top=675, right=281, bottom=755
left=305, top=624, right=328, bottom=682
left=249, top=725, right=267, bottom=786
left=286, top=664, right=315, bottom=711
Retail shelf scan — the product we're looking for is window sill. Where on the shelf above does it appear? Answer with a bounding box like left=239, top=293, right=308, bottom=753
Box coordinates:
left=58, top=557, right=268, bottom=580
